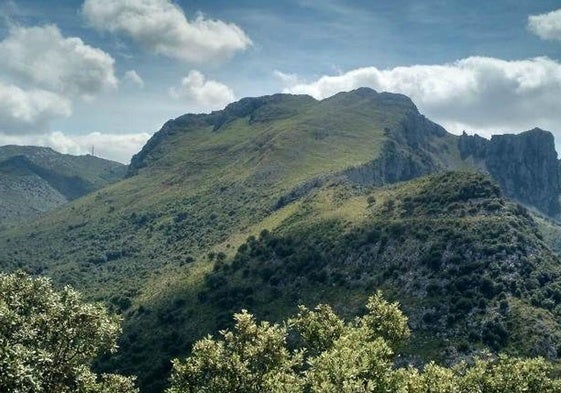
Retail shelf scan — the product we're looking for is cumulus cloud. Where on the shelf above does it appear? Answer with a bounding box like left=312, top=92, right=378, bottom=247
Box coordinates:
left=123, top=70, right=144, bottom=88
left=0, top=24, right=118, bottom=98
left=0, top=131, right=151, bottom=163
left=0, top=82, right=72, bottom=134
left=528, top=9, right=561, bottom=40
left=0, top=24, right=118, bottom=134
left=280, top=56, right=561, bottom=135
left=82, top=0, right=252, bottom=63
left=169, top=70, right=236, bottom=112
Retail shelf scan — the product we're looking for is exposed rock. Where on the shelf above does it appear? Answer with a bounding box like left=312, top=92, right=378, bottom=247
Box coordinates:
left=459, top=129, right=561, bottom=217
left=128, top=88, right=561, bottom=219
left=343, top=140, right=439, bottom=186
left=458, top=131, right=488, bottom=160
left=343, top=108, right=451, bottom=187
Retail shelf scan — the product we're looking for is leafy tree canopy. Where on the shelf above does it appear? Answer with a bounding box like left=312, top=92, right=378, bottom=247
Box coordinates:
left=168, top=291, right=561, bottom=393
left=0, top=271, right=137, bottom=393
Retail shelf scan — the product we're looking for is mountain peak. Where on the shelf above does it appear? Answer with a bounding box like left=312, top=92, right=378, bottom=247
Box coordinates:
left=321, top=87, right=418, bottom=112
left=129, top=88, right=422, bottom=176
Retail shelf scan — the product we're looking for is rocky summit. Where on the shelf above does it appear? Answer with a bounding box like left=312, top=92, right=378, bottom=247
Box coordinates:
left=460, top=128, right=561, bottom=217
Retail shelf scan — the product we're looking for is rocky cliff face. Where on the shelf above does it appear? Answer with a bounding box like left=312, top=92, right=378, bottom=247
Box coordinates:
left=343, top=107, right=455, bottom=187
left=459, top=128, right=561, bottom=217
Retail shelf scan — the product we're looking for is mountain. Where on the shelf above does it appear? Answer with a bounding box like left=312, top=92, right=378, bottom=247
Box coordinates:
left=2, top=88, right=561, bottom=392
left=0, top=145, right=126, bottom=225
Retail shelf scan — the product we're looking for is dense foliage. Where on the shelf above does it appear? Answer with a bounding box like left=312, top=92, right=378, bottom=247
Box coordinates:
left=198, top=173, right=561, bottom=362
left=0, top=271, right=137, bottom=392
left=168, top=292, right=561, bottom=392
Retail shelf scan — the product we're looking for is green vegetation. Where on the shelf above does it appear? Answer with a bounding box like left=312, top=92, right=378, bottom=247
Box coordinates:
left=198, top=172, right=561, bottom=360
left=2, top=90, right=561, bottom=392
left=0, top=271, right=137, bottom=392
left=4, top=274, right=559, bottom=393
left=168, top=292, right=561, bottom=392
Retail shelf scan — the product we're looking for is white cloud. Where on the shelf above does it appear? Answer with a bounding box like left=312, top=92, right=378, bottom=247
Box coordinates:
left=0, top=24, right=119, bottom=134
left=0, top=82, right=72, bottom=134
left=0, top=131, right=151, bottom=164
left=273, top=70, right=302, bottom=86
left=0, top=24, right=118, bottom=99
left=280, top=56, right=561, bottom=134
left=123, top=70, right=144, bottom=88
left=169, top=70, right=235, bottom=112
left=528, top=9, right=561, bottom=40
left=82, top=0, right=252, bottom=63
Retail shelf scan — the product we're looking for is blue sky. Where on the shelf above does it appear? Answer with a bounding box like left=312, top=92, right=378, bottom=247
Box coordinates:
left=1, top=0, right=561, bottom=162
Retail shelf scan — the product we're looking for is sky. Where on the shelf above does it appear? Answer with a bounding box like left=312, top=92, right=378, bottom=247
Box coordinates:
left=2, top=0, right=561, bottom=163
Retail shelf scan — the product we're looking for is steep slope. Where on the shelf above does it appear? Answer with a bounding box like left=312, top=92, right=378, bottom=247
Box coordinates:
left=0, top=145, right=126, bottom=225
left=100, top=172, right=561, bottom=392
left=2, top=89, right=561, bottom=391
left=459, top=129, right=561, bottom=217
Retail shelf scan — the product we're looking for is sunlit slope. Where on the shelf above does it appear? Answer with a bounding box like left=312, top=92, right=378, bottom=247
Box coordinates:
left=0, top=89, right=458, bottom=297
left=188, top=171, right=561, bottom=362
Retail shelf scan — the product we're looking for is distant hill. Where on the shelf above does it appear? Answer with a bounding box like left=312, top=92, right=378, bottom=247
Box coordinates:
left=2, top=89, right=561, bottom=392
left=0, top=145, right=126, bottom=225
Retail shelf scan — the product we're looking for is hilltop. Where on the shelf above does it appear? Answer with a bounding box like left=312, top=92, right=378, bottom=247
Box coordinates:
left=0, top=145, right=126, bottom=225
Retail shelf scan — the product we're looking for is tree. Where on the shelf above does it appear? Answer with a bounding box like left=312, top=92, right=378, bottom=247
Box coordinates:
left=0, top=271, right=138, bottom=393
left=168, top=292, right=561, bottom=392
left=167, top=310, right=302, bottom=393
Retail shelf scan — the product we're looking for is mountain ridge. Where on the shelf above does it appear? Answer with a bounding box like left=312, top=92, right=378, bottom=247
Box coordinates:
left=129, top=88, right=561, bottom=218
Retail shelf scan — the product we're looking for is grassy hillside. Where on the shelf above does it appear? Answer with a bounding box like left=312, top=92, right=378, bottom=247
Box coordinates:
left=2, top=89, right=561, bottom=391
left=0, top=145, right=126, bottom=225
left=96, top=171, right=561, bottom=391
left=0, top=89, right=457, bottom=296
left=194, top=172, right=561, bottom=359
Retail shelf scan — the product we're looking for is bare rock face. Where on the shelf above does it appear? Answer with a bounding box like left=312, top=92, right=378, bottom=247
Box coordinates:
left=343, top=103, right=454, bottom=187
left=459, top=128, right=561, bottom=217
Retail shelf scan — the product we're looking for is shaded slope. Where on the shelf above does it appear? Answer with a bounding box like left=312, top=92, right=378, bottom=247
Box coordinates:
left=194, top=172, right=561, bottom=360
left=103, top=172, right=561, bottom=391
left=0, top=145, right=126, bottom=224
